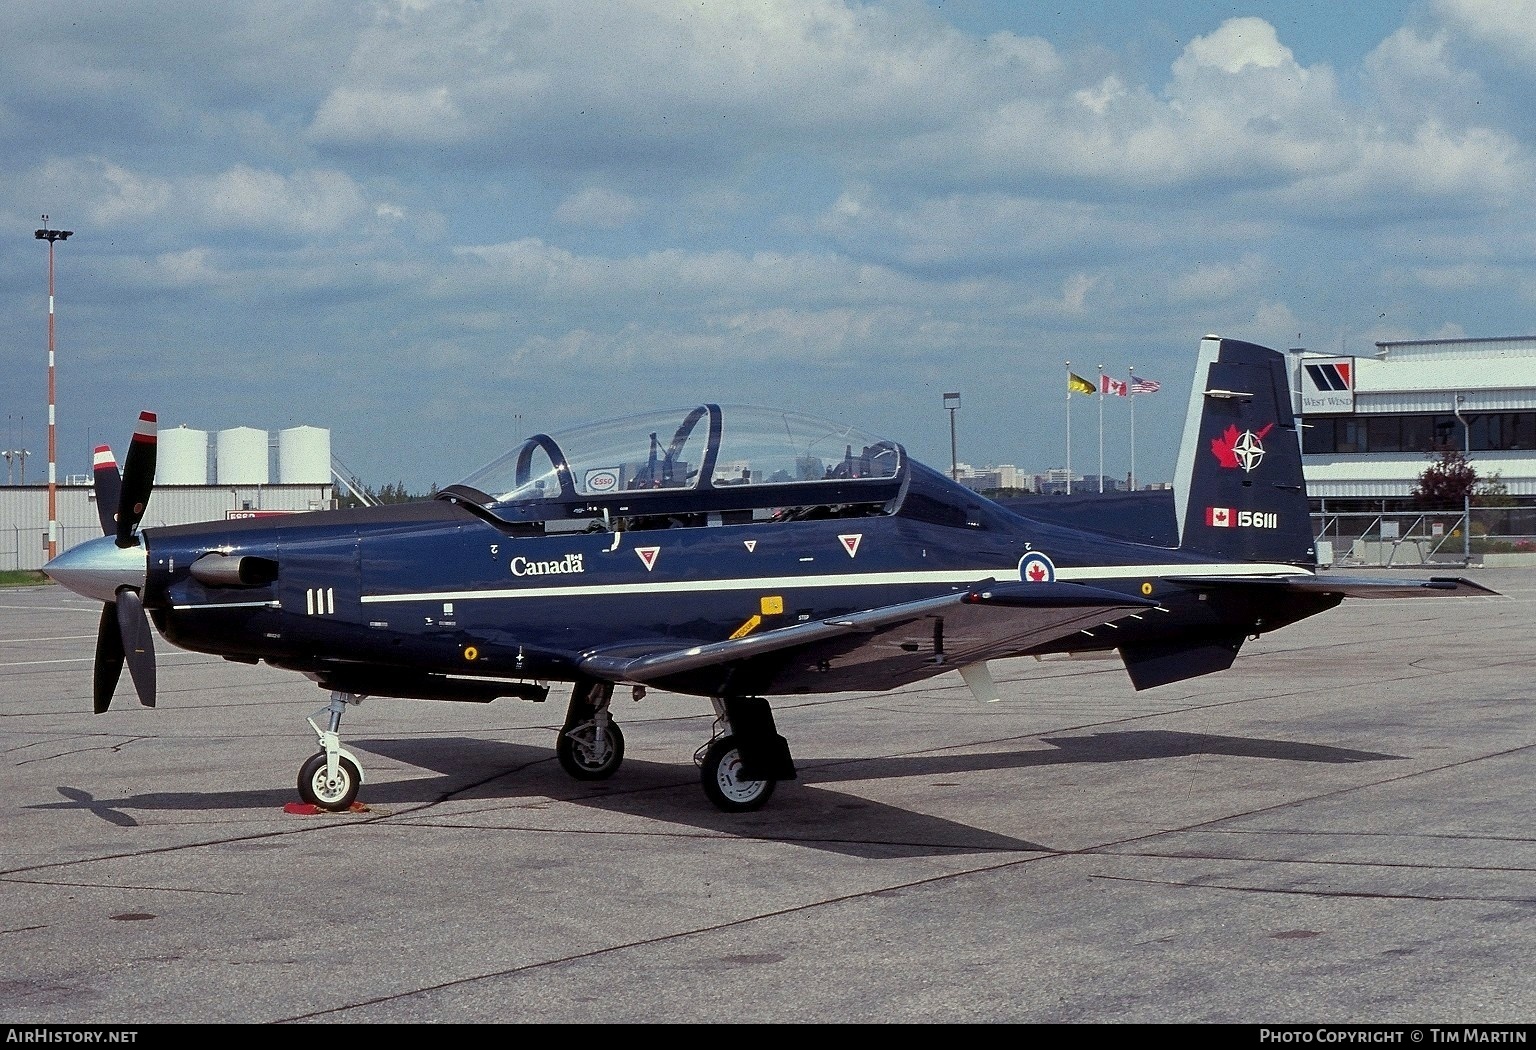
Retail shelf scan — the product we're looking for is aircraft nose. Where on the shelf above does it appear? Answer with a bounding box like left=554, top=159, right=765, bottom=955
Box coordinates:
left=43, top=535, right=148, bottom=603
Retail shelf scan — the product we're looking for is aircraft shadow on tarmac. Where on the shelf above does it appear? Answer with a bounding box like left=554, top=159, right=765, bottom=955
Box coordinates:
left=28, top=730, right=1401, bottom=859
left=810, top=729, right=1403, bottom=783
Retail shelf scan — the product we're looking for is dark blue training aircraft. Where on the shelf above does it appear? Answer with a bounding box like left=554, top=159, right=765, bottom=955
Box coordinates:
left=45, top=336, right=1494, bottom=812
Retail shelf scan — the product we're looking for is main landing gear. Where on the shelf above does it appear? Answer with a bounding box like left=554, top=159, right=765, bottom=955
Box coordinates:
left=555, top=683, right=797, bottom=812
left=557, top=680, right=625, bottom=780
left=694, top=696, right=797, bottom=813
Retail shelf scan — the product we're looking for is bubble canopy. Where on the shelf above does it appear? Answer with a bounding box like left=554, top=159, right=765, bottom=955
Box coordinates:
left=452, top=404, right=906, bottom=511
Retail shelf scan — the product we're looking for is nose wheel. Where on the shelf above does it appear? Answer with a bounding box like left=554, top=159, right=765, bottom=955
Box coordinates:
left=298, top=752, right=361, bottom=811
left=295, top=690, right=367, bottom=812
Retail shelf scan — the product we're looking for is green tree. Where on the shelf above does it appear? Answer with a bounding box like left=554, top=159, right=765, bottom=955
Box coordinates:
left=1472, top=471, right=1508, bottom=508
left=338, top=480, right=433, bottom=509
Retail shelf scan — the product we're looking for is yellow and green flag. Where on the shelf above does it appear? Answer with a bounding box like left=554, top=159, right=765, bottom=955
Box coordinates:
left=1068, top=372, right=1095, bottom=395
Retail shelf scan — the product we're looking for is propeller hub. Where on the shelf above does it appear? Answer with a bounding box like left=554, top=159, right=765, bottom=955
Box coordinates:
left=43, top=535, right=148, bottom=604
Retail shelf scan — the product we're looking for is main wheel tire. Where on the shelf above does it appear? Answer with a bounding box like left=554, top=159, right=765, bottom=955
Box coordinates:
left=297, top=752, right=361, bottom=811
left=699, top=735, right=776, bottom=812
left=556, top=719, right=625, bottom=781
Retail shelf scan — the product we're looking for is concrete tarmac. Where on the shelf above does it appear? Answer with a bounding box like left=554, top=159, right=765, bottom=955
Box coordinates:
left=1, top=570, right=1531, bottom=1024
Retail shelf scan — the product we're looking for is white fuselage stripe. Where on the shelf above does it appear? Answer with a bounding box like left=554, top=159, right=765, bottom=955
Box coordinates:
left=359, top=563, right=1308, bottom=604
left=171, top=600, right=282, bottom=611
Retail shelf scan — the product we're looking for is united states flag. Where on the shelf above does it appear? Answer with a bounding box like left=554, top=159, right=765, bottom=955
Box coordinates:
left=1130, top=377, right=1161, bottom=394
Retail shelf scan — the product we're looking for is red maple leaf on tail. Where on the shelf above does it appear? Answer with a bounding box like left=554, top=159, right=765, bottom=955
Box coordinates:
left=1210, top=424, right=1241, bottom=468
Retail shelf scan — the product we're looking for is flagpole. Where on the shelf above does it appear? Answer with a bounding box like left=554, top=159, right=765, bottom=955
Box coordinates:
left=1064, top=360, right=1072, bottom=491
left=1097, top=363, right=1104, bottom=493
left=1128, top=364, right=1136, bottom=492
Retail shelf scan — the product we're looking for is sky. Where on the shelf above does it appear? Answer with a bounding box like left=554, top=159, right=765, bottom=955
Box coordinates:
left=3, top=0, right=1535, bottom=495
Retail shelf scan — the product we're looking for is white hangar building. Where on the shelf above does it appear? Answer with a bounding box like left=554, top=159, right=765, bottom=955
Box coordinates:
left=1291, top=336, right=1536, bottom=507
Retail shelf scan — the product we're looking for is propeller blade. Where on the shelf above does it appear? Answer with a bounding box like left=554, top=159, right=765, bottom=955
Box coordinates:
left=116, top=411, right=157, bottom=548
left=93, top=603, right=126, bottom=714
left=115, top=587, right=157, bottom=708
left=93, top=445, right=121, bottom=536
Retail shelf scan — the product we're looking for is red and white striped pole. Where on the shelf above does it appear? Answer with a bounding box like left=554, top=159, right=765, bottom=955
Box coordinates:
left=35, top=216, right=73, bottom=562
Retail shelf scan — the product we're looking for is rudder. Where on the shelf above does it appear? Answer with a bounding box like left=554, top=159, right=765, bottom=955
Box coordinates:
left=1171, top=336, right=1316, bottom=567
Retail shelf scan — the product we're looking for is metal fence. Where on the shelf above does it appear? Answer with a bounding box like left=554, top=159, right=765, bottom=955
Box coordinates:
left=1312, top=506, right=1536, bottom=568
left=1, top=524, right=105, bottom=572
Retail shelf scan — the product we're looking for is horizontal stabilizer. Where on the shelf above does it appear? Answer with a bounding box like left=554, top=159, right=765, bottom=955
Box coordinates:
left=1173, top=574, right=1499, bottom=599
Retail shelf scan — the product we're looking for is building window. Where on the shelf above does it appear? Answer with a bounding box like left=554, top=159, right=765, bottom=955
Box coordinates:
left=1509, top=413, right=1536, bottom=450
left=1400, top=416, right=1435, bottom=453
left=1337, top=419, right=1367, bottom=453
left=1302, top=419, right=1334, bottom=454
left=1366, top=417, right=1401, bottom=452
left=1301, top=412, right=1536, bottom=454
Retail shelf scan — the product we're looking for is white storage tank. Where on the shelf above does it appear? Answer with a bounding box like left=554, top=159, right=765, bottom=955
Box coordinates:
left=157, top=425, right=209, bottom=485
left=216, top=427, right=269, bottom=485
left=277, top=426, right=331, bottom=484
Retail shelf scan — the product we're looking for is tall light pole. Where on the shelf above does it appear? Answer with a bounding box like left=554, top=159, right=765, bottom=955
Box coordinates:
left=1453, top=393, right=1471, bottom=564
left=943, top=392, right=961, bottom=481
left=1127, top=364, right=1136, bottom=492
left=35, top=216, right=73, bottom=562
left=3, top=415, right=28, bottom=485
left=1097, top=363, right=1108, bottom=492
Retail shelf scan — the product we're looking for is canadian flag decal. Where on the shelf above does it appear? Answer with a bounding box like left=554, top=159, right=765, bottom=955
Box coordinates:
left=1206, top=506, right=1233, bottom=528
left=635, top=546, right=660, bottom=571
left=838, top=534, right=862, bottom=557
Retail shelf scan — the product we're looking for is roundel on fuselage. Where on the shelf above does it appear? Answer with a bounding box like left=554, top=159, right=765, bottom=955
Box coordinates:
left=1018, top=552, right=1056, bottom=583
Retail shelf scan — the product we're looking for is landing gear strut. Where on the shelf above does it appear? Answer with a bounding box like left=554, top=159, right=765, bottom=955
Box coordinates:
left=695, top=696, right=796, bottom=812
left=297, top=690, right=367, bottom=811
left=557, top=680, right=625, bottom=780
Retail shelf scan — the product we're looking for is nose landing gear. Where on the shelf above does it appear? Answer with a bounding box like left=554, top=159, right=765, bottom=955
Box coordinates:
left=295, top=690, right=367, bottom=811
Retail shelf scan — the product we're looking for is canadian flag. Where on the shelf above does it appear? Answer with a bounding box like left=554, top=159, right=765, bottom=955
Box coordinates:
left=1101, top=374, right=1127, bottom=397
left=1206, top=506, right=1233, bottom=527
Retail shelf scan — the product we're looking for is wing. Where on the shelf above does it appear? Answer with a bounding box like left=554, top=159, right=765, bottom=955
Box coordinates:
left=578, top=579, right=1158, bottom=696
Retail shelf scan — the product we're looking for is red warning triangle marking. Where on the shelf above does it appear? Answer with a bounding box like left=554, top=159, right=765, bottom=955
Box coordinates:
left=636, top=546, right=660, bottom=571
left=838, top=533, right=862, bottom=557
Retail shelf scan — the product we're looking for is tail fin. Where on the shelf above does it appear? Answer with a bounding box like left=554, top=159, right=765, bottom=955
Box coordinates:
left=1171, top=336, right=1315, bottom=567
